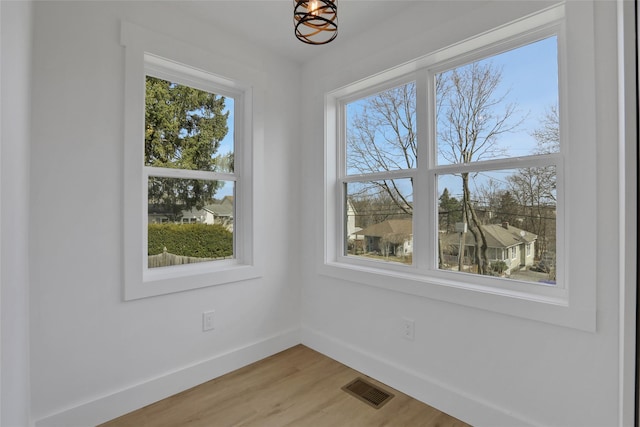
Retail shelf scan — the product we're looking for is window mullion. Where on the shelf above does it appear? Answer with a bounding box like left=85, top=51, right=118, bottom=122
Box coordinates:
left=341, top=169, right=416, bottom=183
left=414, top=69, right=431, bottom=271
left=144, top=166, right=236, bottom=182
left=433, top=153, right=560, bottom=176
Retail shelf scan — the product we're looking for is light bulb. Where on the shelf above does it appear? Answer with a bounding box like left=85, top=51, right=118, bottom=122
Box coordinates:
left=308, top=0, right=319, bottom=16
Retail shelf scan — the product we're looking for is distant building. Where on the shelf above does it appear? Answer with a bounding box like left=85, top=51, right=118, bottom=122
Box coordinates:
left=440, top=222, right=537, bottom=273
left=147, top=196, right=234, bottom=232
left=355, top=219, right=413, bottom=257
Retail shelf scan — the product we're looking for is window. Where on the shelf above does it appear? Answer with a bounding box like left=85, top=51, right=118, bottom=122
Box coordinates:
left=144, top=74, right=236, bottom=268
left=324, top=4, right=597, bottom=330
left=338, top=35, right=559, bottom=282
left=122, top=22, right=263, bottom=299
left=434, top=35, right=559, bottom=283
left=344, top=80, right=416, bottom=264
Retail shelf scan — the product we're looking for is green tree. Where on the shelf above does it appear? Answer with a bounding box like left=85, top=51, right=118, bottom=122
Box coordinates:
left=438, top=188, right=462, bottom=233
left=145, top=76, right=229, bottom=221
left=497, top=191, right=520, bottom=226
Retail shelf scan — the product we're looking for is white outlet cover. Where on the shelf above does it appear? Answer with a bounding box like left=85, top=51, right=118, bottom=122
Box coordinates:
left=203, top=311, right=215, bottom=331
left=402, top=317, right=415, bottom=341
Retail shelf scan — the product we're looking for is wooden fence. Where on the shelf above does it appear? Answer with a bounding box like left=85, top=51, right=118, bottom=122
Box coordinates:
left=148, top=248, right=229, bottom=268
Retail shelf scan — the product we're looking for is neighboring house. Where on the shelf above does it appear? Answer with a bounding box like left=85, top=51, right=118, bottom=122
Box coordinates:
left=355, top=219, right=413, bottom=257
left=345, top=199, right=363, bottom=247
left=147, top=196, right=234, bottom=232
left=440, top=222, right=537, bottom=273
left=203, top=196, right=234, bottom=232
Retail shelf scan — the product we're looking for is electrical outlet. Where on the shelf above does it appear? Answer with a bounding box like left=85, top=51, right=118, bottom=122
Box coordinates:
left=202, top=311, right=215, bottom=331
left=402, top=317, right=415, bottom=341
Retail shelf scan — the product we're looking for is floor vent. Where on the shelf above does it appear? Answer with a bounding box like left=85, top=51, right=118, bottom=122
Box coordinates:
left=342, top=377, right=394, bottom=409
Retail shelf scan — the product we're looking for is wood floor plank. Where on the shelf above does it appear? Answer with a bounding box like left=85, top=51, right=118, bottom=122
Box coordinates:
left=99, top=345, right=471, bottom=427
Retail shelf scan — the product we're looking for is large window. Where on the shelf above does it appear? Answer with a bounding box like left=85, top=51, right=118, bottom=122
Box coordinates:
left=122, top=23, right=262, bottom=299
left=339, top=36, right=559, bottom=283
left=325, top=4, right=597, bottom=330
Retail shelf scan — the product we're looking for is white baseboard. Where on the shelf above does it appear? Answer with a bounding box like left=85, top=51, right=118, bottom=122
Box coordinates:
left=34, top=328, right=301, bottom=427
left=302, top=326, right=536, bottom=427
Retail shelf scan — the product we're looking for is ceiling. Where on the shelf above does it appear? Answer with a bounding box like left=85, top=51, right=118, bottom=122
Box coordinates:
left=169, top=1, right=422, bottom=64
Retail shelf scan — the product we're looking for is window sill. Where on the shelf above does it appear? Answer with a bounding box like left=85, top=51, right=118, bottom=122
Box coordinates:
left=318, top=261, right=595, bottom=332
left=125, top=263, right=262, bottom=300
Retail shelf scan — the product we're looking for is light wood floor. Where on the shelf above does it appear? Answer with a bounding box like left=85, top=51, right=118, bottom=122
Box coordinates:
left=99, top=345, right=471, bottom=427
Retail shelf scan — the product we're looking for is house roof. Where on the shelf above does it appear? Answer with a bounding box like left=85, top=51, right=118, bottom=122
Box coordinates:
left=484, top=224, right=536, bottom=246
left=355, top=219, right=412, bottom=237
left=441, top=223, right=537, bottom=249
left=204, top=200, right=233, bottom=217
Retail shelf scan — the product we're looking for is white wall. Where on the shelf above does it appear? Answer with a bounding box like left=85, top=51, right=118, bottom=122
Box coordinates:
left=300, top=1, right=634, bottom=426
left=1, top=2, right=33, bottom=426
left=9, top=1, right=637, bottom=426
left=28, top=2, right=301, bottom=425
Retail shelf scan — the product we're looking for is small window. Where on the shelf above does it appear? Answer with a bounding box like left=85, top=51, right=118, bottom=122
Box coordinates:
left=144, top=76, right=236, bottom=268
left=122, top=22, right=262, bottom=299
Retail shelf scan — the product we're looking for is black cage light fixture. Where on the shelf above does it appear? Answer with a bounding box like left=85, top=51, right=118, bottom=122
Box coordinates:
left=293, top=0, right=337, bottom=45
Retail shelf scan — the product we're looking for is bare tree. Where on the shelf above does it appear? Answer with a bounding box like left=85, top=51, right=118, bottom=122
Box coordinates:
left=476, top=179, right=520, bottom=226
left=347, top=83, right=416, bottom=215
left=531, top=104, right=559, bottom=155
left=346, top=76, right=451, bottom=220
left=350, top=191, right=411, bottom=229
left=508, top=105, right=559, bottom=259
left=437, top=61, right=525, bottom=274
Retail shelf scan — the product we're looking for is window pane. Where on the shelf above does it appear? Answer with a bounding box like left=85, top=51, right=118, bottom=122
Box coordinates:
left=436, top=36, right=559, bottom=165
left=145, top=76, right=234, bottom=172
left=437, top=167, right=556, bottom=284
left=147, top=177, right=234, bottom=268
left=346, top=82, right=417, bottom=175
left=345, top=179, right=413, bottom=264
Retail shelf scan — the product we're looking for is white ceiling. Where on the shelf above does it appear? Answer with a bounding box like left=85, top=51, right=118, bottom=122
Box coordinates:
left=169, top=1, right=422, bottom=64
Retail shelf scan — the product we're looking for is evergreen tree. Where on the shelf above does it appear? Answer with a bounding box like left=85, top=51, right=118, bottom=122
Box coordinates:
left=145, top=76, right=229, bottom=220
left=497, top=191, right=520, bottom=225
left=439, top=188, right=462, bottom=232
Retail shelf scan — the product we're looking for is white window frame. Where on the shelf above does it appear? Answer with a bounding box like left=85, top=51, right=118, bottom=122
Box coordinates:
left=322, top=4, right=597, bottom=331
left=121, top=22, right=263, bottom=300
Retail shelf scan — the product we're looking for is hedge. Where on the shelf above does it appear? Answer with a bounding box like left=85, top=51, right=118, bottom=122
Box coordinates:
left=148, top=223, right=233, bottom=258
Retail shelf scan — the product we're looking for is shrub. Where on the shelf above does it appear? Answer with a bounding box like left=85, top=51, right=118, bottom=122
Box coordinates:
left=148, top=223, right=233, bottom=258
left=490, top=260, right=508, bottom=274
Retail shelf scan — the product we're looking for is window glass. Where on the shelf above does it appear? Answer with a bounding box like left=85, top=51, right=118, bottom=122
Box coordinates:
left=436, top=37, right=559, bottom=165
left=345, top=179, right=413, bottom=264
left=145, top=76, right=234, bottom=172
left=434, top=37, right=558, bottom=284
left=145, top=77, right=236, bottom=270
left=346, top=82, right=417, bottom=175
left=437, top=166, right=556, bottom=283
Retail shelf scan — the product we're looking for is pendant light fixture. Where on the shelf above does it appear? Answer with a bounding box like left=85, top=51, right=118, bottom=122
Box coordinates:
left=293, top=0, right=337, bottom=45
